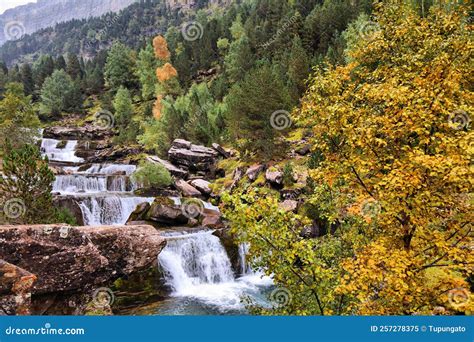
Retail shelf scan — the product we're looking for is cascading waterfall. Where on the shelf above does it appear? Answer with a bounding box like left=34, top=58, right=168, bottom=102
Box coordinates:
left=158, top=231, right=273, bottom=313
left=42, top=137, right=149, bottom=225
left=42, top=132, right=273, bottom=314
left=41, top=138, right=84, bottom=163
left=79, top=196, right=154, bottom=226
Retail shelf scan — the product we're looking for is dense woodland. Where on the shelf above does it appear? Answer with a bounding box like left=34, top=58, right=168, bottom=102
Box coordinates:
left=0, top=0, right=472, bottom=315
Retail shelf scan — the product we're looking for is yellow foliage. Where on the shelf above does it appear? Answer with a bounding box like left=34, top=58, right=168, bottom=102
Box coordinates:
left=153, top=95, right=163, bottom=119
left=153, top=35, right=171, bottom=61
left=156, top=63, right=178, bottom=83
left=297, top=2, right=473, bottom=314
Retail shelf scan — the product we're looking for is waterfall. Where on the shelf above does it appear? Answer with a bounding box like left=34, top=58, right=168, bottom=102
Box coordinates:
left=238, top=243, right=253, bottom=275
left=41, top=134, right=151, bottom=226
left=158, top=231, right=273, bottom=312
left=79, top=196, right=154, bottom=226
left=53, top=175, right=107, bottom=193
left=159, top=231, right=235, bottom=293
left=41, top=138, right=84, bottom=163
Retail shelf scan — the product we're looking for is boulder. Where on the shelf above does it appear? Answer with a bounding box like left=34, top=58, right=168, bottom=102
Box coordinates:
left=296, top=144, right=311, bottom=156
left=146, top=198, right=189, bottom=226
left=0, top=225, right=166, bottom=295
left=53, top=197, right=85, bottom=226
left=246, top=164, right=265, bottom=181
left=172, top=139, right=192, bottom=150
left=265, top=168, right=283, bottom=185
left=43, top=126, right=114, bottom=141
left=211, top=143, right=230, bottom=158
left=201, top=208, right=224, bottom=229
left=190, top=179, right=212, bottom=195
left=279, top=200, right=298, bottom=213
left=147, top=156, right=188, bottom=179
left=0, top=260, right=37, bottom=315
left=168, top=139, right=219, bottom=173
left=88, top=146, right=143, bottom=164
left=175, top=179, right=202, bottom=197
left=128, top=202, right=151, bottom=222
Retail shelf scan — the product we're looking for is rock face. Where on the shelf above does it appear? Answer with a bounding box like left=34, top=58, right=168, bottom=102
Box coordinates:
left=168, top=139, right=219, bottom=173
left=0, top=225, right=166, bottom=295
left=0, top=260, right=37, bottom=315
left=175, top=179, right=202, bottom=197
left=265, top=168, right=283, bottom=185
left=53, top=197, right=85, bottom=226
left=246, top=164, right=265, bottom=181
left=145, top=198, right=189, bottom=226
left=43, top=126, right=114, bottom=141
left=0, top=0, right=137, bottom=46
left=147, top=156, right=188, bottom=179
left=126, top=197, right=223, bottom=229
left=189, top=179, right=212, bottom=196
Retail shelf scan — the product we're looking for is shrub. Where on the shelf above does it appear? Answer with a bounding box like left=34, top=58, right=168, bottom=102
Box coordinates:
left=131, top=162, right=172, bottom=189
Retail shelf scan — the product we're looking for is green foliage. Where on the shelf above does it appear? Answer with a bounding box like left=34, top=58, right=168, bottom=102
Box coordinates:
left=282, top=162, right=295, bottom=187
left=39, top=69, right=81, bottom=117
left=136, top=43, right=158, bottom=101
left=225, top=62, right=291, bottom=158
left=131, top=162, right=173, bottom=189
left=0, top=83, right=40, bottom=153
left=0, top=143, right=56, bottom=224
left=104, top=42, right=136, bottom=92
left=113, top=86, right=137, bottom=144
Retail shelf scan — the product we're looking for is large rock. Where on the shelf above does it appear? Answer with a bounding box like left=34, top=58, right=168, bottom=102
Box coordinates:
left=265, top=168, right=283, bottom=185
left=0, top=260, right=37, bottom=315
left=190, top=179, right=212, bottom=196
left=175, top=179, right=202, bottom=197
left=168, top=139, right=218, bottom=172
left=279, top=200, right=298, bottom=213
left=53, top=197, right=85, bottom=226
left=0, top=225, right=166, bottom=295
left=212, top=143, right=231, bottom=158
left=147, top=156, right=188, bottom=179
left=43, top=126, right=114, bottom=141
left=246, top=164, right=265, bottom=181
left=145, top=198, right=189, bottom=226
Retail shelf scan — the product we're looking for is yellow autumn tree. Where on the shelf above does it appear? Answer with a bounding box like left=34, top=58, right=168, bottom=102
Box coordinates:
left=297, top=1, right=473, bottom=315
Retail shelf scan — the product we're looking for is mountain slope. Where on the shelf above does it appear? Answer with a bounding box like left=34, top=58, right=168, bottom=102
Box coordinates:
left=0, top=0, right=138, bottom=46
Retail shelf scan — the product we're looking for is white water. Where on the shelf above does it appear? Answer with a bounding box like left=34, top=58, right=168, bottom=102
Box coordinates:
left=79, top=195, right=154, bottom=226
left=42, top=136, right=149, bottom=225
left=41, top=138, right=84, bottom=163
left=158, top=231, right=272, bottom=312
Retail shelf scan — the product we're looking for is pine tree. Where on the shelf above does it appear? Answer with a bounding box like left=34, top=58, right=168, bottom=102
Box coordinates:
left=0, top=143, right=56, bottom=224
left=113, top=86, right=136, bottom=144
left=55, top=55, right=67, bottom=71
left=19, top=64, right=35, bottom=96
left=287, top=36, right=310, bottom=102
left=66, top=53, right=83, bottom=80
left=0, top=83, right=40, bottom=152
left=39, top=69, right=76, bottom=117
left=136, top=43, right=158, bottom=100
left=226, top=62, right=291, bottom=158
left=104, top=42, right=136, bottom=92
